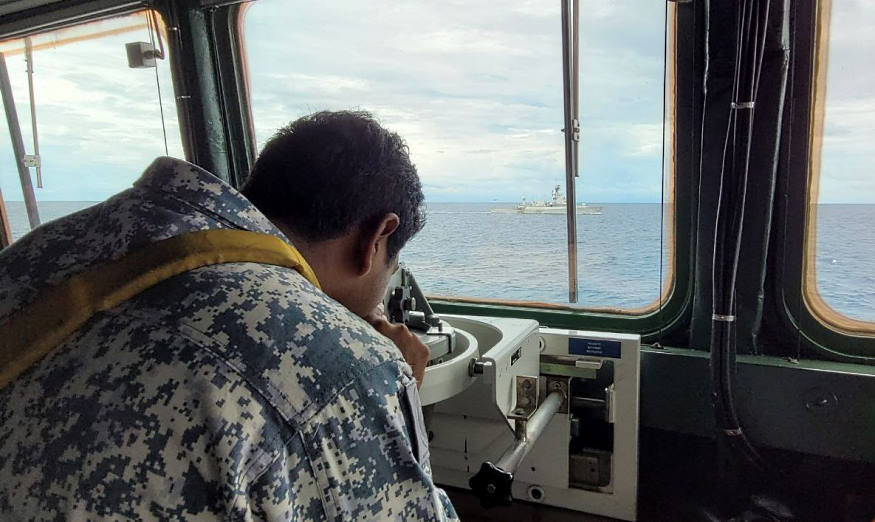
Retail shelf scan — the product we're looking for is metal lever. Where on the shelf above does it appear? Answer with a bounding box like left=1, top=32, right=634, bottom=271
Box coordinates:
left=469, top=390, right=565, bottom=507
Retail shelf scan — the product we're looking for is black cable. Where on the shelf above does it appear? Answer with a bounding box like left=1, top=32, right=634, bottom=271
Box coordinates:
left=147, top=8, right=169, bottom=156
left=710, top=0, right=775, bottom=473
left=721, top=1, right=759, bottom=468
left=723, top=0, right=771, bottom=470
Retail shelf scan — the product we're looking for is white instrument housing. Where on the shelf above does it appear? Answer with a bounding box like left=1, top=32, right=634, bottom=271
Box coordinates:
left=423, top=317, right=641, bottom=521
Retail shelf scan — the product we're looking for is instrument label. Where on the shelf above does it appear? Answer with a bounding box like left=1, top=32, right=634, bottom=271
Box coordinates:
left=511, top=347, right=521, bottom=366
left=568, top=338, right=621, bottom=358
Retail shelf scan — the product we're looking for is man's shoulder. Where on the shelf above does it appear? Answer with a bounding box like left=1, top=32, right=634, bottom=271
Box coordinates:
left=134, top=261, right=409, bottom=425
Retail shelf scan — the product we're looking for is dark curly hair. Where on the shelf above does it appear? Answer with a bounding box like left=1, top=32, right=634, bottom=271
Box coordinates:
left=241, top=111, right=425, bottom=261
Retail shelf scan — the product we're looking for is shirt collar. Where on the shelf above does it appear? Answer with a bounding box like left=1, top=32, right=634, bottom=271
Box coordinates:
left=134, top=157, right=287, bottom=239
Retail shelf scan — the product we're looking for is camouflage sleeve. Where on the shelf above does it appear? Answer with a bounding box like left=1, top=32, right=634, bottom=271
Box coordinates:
left=245, top=362, right=459, bottom=521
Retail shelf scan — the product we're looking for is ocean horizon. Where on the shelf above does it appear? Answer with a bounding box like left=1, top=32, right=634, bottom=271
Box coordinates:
left=3, top=200, right=873, bottom=322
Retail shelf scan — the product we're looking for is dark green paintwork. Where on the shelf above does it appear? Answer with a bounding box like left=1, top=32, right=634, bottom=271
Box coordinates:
left=207, top=5, right=258, bottom=188
left=156, top=0, right=232, bottom=183
left=640, top=346, right=875, bottom=463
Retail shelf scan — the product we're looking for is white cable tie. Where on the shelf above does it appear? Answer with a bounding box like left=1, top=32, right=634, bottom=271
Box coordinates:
left=723, top=428, right=743, bottom=437
left=712, top=314, right=736, bottom=322
left=731, top=101, right=755, bottom=110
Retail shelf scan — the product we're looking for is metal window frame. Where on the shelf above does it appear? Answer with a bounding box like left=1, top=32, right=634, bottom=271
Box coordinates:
left=0, top=1, right=156, bottom=251
left=769, top=0, right=875, bottom=362
left=0, top=0, right=146, bottom=41
left=799, top=1, right=875, bottom=338
left=0, top=0, right=691, bottom=340
left=430, top=2, right=691, bottom=340
left=560, top=0, right=580, bottom=304
left=222, top=0, right=691, bottom=340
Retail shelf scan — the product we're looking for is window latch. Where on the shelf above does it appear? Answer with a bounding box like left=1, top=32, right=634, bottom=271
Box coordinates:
left=22, top=154, right=40, bottom=168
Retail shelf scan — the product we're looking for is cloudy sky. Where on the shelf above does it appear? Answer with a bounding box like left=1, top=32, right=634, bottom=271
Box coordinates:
left=817, top=0, right=875, bottom=203
left=0, top=13, right=182, bottom=202
left=244, top=0, right=668, bottom=203
left=0, top=1, right=871, bottom=204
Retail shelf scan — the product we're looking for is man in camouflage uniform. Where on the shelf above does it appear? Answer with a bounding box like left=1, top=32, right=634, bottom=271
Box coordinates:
left=0, top=111, right=458, bottom=520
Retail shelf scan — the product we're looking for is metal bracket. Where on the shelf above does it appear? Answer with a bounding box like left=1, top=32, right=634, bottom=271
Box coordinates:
left=22, top=154, right=39, bottom=168
left=539, top=354, right=598, bottom=379
left=469, top=358, right=493, bottom=376
left=546, top=375, right=570, bottom=414
left=509, top=375, right=539, bottom=420
left=571, top=118, right=580, bottom=142
left=125, top=42, right=159, bottom=69
left=605, top=383, right=615, bottom=423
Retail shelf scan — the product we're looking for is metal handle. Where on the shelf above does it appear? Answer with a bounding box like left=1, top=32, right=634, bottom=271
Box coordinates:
left=469, top=390, right=565, bottom=507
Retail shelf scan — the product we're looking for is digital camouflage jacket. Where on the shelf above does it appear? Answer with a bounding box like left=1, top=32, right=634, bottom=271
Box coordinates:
left=0, top=157, right=457, bottom=521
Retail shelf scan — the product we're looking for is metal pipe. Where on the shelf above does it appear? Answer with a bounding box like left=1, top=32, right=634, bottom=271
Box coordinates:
left=496, top=390, right=565, bottom=473
left=571, top=396, right=606, bottom=409
left=0, top=186, right=12, bottom=248
left=25, top=38, right=42, bottom=188
left=560, top=0, right=579, bottom=303
left=0, top=52, right=40, bottom=229
left=571, top=0, right=579, bottom=170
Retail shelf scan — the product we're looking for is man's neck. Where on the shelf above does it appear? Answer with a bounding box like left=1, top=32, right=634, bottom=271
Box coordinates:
left=273, top=221, right=354, bottom=301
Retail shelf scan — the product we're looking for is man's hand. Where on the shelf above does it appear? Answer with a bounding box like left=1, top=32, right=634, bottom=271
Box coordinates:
left=366, top=308, right=429, bottom=388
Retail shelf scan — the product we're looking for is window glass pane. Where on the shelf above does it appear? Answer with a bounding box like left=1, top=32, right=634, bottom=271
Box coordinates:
left=810, top=1, right=875, bottom=325
left=0, top=11, right=183, bottom=242
left=577, top=2, right=673, bottom=310
left=243, top=0, right=671, bottom=310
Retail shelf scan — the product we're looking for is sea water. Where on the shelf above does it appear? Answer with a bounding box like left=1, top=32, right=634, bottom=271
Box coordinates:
left=4, top=201, right=873, bottom=322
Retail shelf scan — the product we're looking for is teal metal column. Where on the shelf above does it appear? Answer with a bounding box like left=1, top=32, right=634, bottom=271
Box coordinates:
left=157, top=0, right=231, bottom=183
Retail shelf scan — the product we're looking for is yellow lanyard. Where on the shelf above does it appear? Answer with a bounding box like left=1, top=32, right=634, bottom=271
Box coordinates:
left=0, top=229, right=319, bottom=391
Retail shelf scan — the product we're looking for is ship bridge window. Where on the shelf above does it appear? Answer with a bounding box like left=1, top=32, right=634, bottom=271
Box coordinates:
left=242, top=0, right=673, bottom=313
left=806, top=1, right=875, bottom=333
left=0, top=10, right=183, bottom=244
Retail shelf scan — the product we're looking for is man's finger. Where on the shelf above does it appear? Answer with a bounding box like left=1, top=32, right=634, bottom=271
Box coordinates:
left=367, top=319, right=428, bottom=388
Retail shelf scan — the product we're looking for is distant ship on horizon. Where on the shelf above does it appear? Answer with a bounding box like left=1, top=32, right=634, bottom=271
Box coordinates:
left=490, top=184, right=602, bottom=215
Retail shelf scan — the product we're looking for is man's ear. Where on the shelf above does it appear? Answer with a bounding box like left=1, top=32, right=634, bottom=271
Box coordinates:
left=357, top=213, right=400, bottom=276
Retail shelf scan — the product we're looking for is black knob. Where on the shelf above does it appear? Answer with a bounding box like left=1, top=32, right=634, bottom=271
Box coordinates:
left=469, top=461, right=513, bottom=508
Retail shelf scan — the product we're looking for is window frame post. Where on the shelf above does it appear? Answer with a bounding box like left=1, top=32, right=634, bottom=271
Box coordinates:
left=560, top=0, right=580, bottom=303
